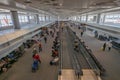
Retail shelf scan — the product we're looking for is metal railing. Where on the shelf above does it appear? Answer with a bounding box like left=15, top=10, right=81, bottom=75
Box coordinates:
left=68, top=27, right=103, bottom=77
left=58, top=26, right=63, bottom=75
left=66, top=26, right=83, bottom=79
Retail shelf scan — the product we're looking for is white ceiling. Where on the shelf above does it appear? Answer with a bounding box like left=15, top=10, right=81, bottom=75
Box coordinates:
left=0, top=0, right=120, bottom=16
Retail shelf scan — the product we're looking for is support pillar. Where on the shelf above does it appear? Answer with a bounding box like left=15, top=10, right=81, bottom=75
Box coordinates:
left=80, top=16, right=81, bottom=22
left=103, top=14, right=106, bottom=23
left=97, top=13, right=101, bottom=24
left=11, top=11, right=20, bottom=29
left=27, top=15, right=30, bottom=24
left=86, top=15, right=88, bottom=22
left=36, top=14, right=40, bottom=24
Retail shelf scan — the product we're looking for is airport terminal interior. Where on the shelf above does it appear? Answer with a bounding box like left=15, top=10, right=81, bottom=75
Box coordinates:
left=0, top=0, right=120, bottom=80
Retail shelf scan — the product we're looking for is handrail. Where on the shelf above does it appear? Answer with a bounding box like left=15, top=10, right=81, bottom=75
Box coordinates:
left=66, top=27, right=83, bottom=78
left=58, top=26, right=63, bottom=75
left=68, top=27, right=102, bottom=76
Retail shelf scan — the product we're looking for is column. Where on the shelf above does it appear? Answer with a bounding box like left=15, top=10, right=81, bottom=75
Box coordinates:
left=49, top=16, right=50, bottom=21
left=27, top=15, right=30, bottom=24
left=36, top=14, right=40, bottom=24
left=97, top=13, right=101, bottom=24
left=86, top=14, right=88, bottom=22
left=11, top=11, right=20, bottom=29
left=80, top=16, right=81, bottom=22
left=45, top=15, right=47, bottom=21
left=49, top=16, right=52, bottom=21
left=103, top=14, right=106, bottom=23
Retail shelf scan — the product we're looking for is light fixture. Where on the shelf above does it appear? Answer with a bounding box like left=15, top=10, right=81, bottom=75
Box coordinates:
left=59, top=3, right=62, bottom=6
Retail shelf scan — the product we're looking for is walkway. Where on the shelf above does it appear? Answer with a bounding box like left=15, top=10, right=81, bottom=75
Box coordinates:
left=60, top=27, right=73, bottom=69
left=70, top=26, right=120, bottom=80
left=0, top=29, right=58, bottom=80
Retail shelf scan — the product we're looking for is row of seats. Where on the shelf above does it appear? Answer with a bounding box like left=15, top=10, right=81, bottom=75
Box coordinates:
left=50, top=26, right=60, bottom=65
left=0, top=33, right=40, bottom=74
left=0, top=44, right=25, bottom=74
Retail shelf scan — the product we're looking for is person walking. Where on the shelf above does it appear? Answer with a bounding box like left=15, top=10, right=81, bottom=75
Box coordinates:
left=38, top=42, right=42, bottom=52
left=44, top=36, right=47, bottom=43
left=32, top=52, right=41, bottom=71
left=81, top=31, right=83, bottom=37
left=102, top=42, right=106, bottom=51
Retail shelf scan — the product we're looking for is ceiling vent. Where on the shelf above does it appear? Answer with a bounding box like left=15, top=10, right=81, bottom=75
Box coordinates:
left=24, top=0, right=32, bottom=3
left=51, top=0, right=56, bottom=1
left=43, top=0, right=50, bottom=3
left=91, top=0, right=115, bottom=6
left=52, top=3, right=59, bottom=6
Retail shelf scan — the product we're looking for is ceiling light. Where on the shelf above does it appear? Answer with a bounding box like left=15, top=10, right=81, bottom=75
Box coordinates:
left=59, top=3, right=62, bottom=6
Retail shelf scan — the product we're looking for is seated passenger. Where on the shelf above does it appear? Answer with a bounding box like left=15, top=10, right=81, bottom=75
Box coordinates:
left=74, top=39, right=79, bottom=49
left=52, top=50, right=58, bottom=57
left=50, top=57, right=59, bottom=65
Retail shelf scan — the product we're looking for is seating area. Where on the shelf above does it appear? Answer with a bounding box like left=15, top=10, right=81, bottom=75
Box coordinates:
left=0, top=29, right=43, bottom=75
left=0, top=44, right=25, bottom=74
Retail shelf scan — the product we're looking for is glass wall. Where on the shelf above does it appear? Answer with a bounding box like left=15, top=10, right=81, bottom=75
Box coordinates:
left=87, top=14, right=97, bottom=23
left=18, top=12, right=29, bottom=26
left=99, top=13, right=105, bottom=24
left=81, top=15, right=86, bottom=22
left=45, top=15, right=50, bottom=21
left=76, top=15, right=81, bottom=21
left=18, top=12, right=38, bottom=26
left=29, top=14, right=36, bottom=24
left=0, top=13, right=13, bottom=28
left=39, top=14, right=45, bottom=22
left=104, top=12, right=120, bottom=27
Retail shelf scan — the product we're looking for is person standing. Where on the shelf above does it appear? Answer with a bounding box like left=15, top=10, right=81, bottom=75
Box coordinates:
left=81, top=32, right=83, bottom=37
left=107, top=41, right=112, bottom=51
left=33, top=48, right=37, bottom=54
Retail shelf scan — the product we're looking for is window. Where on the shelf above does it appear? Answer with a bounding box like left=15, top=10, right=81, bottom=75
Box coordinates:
left=39, top=14, right=45, bottom=21
left=45, top=15, right=49, bottom=21
left=81, top=15, right=86, bottom=22
left=104, top=12, right=120, bottom=27
left=18, top=14, right=28, bottom=23
left=0, top=13, right=13, bottom=27
left=87, top=14, right=97, bottom=23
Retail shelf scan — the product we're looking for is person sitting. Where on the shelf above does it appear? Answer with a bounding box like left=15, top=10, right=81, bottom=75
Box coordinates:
left=74, top=39, right=79, bottom=49
left=52, top=50, right=58, bottom=57
left=50, top=57, right=59, bottom=65
left=32, top=48, right=37, bottom=54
